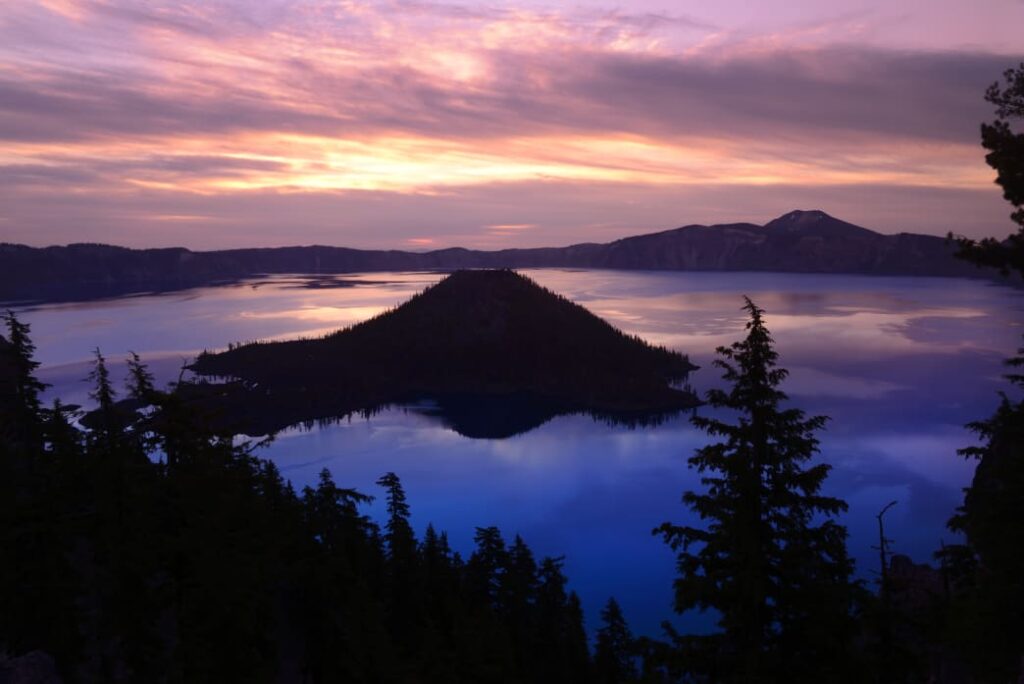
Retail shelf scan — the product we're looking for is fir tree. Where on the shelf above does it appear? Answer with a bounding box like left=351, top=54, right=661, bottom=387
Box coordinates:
left=503, top=534, right=539, bottom=677
left=940, top=63, right=1024, bottom=682
left=377, top=471, right=416, bottom=560
left=942, top=347, right=1024, bottom=680
left=535, top=556, right=591, bottom=684
left=418, top=522, right=460, bottom=678
left=953, top=63, right=1024, bottom=274
left=563, top=592, right=592, bottom=683
left=2, top=310, right=48, bottom=442
left=376, top=472, right=422, bottom=662
left=88, top=347, right=116, bottom=411
left=126, top=350, right=156, bottom=401
left=656, top=298, right=856, bottom=681
left=594, top=598, right=637, bottom=684
left=460, top=527, right=516, bottom=680
left=467, top=526, right=508, bottom=608
left=42, top=399, right=81, bottom=460
left=86, top=347, right=122, bottom=449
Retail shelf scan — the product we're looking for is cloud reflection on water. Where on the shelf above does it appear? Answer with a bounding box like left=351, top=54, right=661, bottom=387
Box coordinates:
left=12, top=268, right=1024, bottom=636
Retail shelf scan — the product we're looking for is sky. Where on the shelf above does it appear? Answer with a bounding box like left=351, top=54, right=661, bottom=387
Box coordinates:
left=1, top=0, right=1022, bottom=250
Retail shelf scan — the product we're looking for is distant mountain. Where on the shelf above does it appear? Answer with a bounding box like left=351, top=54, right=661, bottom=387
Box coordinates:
left=0, top=210, right=994, bottom=303
left=575, top=210, right=988, bottom=274
left=187, top=270, right=699, bottom=438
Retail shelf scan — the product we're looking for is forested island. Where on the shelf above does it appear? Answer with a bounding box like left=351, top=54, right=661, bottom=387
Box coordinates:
left=187, top=269, right=700, bottom=437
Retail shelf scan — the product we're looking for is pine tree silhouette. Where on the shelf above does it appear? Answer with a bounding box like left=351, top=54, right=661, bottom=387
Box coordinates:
left=953, top=63, right=1024, bottom=274
left=1, top=322, right=608, bottom=681
left=656, top=297, right=856, bottom=681
left=594, top=597, right=637, bottom=684
left=2, top=310, right=47, bottom=443
left=940, top=63, right=1024, bottom=682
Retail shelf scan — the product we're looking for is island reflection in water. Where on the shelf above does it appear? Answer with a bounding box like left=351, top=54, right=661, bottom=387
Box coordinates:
left=13, top=269, right=1024, bottom=637
left=317, top=394, right=691, bottom=440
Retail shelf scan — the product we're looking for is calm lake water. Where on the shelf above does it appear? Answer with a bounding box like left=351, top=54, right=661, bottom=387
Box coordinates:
left=10, top=269, right=1024, bottom=637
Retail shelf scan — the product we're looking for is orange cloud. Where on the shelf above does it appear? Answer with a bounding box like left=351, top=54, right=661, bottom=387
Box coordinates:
left=0, top=0, right=1017, bottom=247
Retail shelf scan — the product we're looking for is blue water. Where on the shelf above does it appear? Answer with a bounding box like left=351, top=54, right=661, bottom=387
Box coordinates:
left=10, top=269, right=1024, bottom=637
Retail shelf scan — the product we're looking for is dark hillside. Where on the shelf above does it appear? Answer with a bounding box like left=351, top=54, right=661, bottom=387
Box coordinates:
left=190, top=270, right=698, bottom=436
left=0, top=210, right=994, bottom=304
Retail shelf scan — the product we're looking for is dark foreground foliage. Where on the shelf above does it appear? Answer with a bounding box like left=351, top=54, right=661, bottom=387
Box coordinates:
left=656, top=298, right=860, bottom=682
left=3, top=288, right=1022, bottom=682
left=1, top=313, right=616, bottom=683
left=938, top=349, right=1024, bottom=682
left=936, top=61, right=1024, bottom=683
left=952, top=62, right=1024, bottom=276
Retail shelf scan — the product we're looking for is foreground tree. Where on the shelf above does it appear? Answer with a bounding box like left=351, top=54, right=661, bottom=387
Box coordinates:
left=0, top=319, right=602, bottom=682
left=953, top=62, right=1024, bottom=275
left=936, top=62, right=1024, bottom=682
left=594, top=598, right=637, bottom=684
left=933, top=104, right=1023, bottom=661
left=942, top=350, right=1024, bottom=680
left=2, top=310, right=47, bottom=443
left=656, top=298, right=856, bottom=681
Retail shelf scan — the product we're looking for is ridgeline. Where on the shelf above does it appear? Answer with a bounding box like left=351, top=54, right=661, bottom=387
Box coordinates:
left=0, top=210, right=993, bottom=304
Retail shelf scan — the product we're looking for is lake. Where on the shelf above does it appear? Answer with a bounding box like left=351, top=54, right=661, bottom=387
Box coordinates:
left=9, top=269, right=1024, bottom=637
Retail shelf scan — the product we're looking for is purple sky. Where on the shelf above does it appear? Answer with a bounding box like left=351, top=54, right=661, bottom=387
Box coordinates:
left=2, top=0, right=1022, bottom=249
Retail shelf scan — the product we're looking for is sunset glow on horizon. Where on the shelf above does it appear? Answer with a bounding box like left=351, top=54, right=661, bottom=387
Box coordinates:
left=2, top=0, right=1022, bottom=249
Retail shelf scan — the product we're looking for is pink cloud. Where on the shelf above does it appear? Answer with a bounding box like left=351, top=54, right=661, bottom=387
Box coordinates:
left=0, top=0, right=1020, bottom=248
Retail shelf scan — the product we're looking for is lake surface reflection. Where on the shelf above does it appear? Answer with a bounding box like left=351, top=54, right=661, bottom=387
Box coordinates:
left=10, top=269, right=1024, bottom=637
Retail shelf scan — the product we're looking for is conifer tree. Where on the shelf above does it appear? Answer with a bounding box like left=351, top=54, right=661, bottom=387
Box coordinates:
left=504, top=534, right=539, bottom=606
left=377, top=471, right=416, bottom=560
left=940, top=63, right=1024, bottom=682
left=594, top=598, right=637, bottom=684
left=376, top=471, right=422, bottom=661
left=421, top=523, right=454, bottom=587
left=564, top=592, right=592, bottom=683
left=503, top=534, right=539, bottom=676
left=2, top=310, right=47, bottom=442
left=42, top=399, right=81, bottom=461
left=304, top=468, right=376, bottom=558
left=89, top=347, right=116, bottom=410
left=942, top=348, right=1024, bottom=679
left=87, top=347, right=122, bottom=449
left=460, top=527, right=516, bottom=679
left=0, top=317, right=82, bottom=672
left=1, top=323, right=615, bottom=681
left=656, top=298, right=855, bottom=681
left=534, top=556, right=591, bottom=684
left=953, top=63, right=1024, bottom=274
left=418, top=522, right=459, bottom=672
left=468, top=526, right=507, bottom=608
left=126, top=350, right=156, bottom=401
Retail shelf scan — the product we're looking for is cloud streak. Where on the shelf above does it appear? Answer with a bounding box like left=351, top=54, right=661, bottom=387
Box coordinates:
left=0, top=0, right=1020, bottom=247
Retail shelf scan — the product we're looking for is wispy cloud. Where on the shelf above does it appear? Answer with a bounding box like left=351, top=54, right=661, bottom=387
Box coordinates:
left=0, top=0, right=1020, bottom=247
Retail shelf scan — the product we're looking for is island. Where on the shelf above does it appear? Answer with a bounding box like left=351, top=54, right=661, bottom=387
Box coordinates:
left=188, top=269, right=700, bottom=438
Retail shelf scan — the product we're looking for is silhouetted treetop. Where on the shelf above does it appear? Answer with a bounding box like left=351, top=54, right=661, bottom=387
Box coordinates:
left=1, top=312, right=47, bottom=442
left=656, top=297, right=857, bottom=681
left=0, top=322, right=609, bottom=681
left=954, top=62, right=1024, bottom=276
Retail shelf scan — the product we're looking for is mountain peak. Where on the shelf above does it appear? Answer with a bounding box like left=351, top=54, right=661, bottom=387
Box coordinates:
left=773, top=209, right=834, bottom=224
left=764, top=210, right=878, bottom=238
